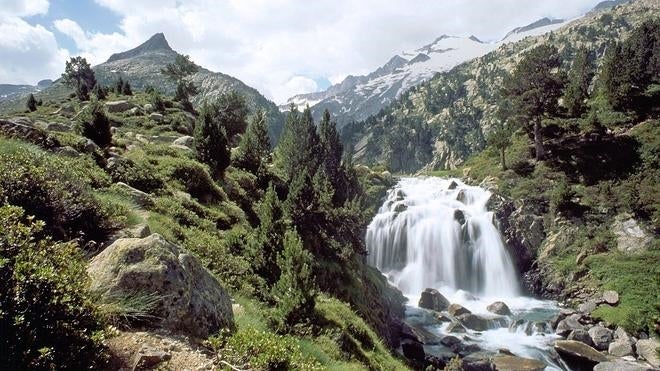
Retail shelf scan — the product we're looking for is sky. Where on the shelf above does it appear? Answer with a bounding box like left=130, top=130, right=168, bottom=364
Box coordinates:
left=1, top=0, right=605, bottom=104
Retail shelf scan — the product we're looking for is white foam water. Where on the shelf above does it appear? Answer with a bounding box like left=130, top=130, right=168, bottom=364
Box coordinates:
left=366, top=177, right=564, bottom=370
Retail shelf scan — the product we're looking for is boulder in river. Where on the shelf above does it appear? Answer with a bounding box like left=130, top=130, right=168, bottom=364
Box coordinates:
left=588, top=325, right=613, bottom=351
left=594, top=359, right=656, bottom=371
left=493, top=355, right=546, bottom=371
left=457, top=313, right=506, bottom=331
left=554, top=340, right=608, bottom=370
left=418, top=288, right=449, bottom=312
left=555, top=314, right=585, bottom=337
left=448, top=303, right=471, bottom=316
left=608, top=339, right=633, bottom=357
left=636, top=338, right=660, bottom=368
left=486, top=301, right=512, bottom=316
left=567, top=329, right=594, bottom=347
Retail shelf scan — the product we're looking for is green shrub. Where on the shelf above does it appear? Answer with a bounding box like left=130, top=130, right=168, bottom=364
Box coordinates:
left=550, top=178, right=575, bottom=214
left=148, top=91, right=167, bottom=113
left=79, top=99, right=112, bottom=147
left=213, top=326, right=321, bottom=370
left=157, top=156, right=227, bottom=203
left=107, top=156, right=165, bottom=194
left=0, top=139, right=116, bottom=244
left=0, top=205, right=106, bottom=370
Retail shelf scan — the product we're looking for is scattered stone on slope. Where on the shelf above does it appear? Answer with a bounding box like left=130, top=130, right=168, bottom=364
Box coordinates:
left=150, top=112, right=164, bottom=122
left=612, top=213, right=652, bottom=253
left=418, top=288, right=450, bottom=312
left=602, top=290, right=619, bottom=305
left=556, top=314, right=585, bottom=337
left=131, top=345, right=171, bottom=370
left=88, top=234, right=235, bottom=338
left=114, top=182, right=153, bottom=207
left=173, top=135, right=194, bottom=148
left=567, top=329, right=594, bottom=347
left=106, top=100, right=137, bottom=113
left=53, top=104, right=75, bottom=117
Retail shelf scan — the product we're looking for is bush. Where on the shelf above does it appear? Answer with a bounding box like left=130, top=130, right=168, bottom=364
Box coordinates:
left=212, top=326, right=320, bottom=370
left=107, top=156, right=165, bottom=194
left=80, top=99, right=112, bottom=147
left=550, top=178, right=575, bottom=214
left=26, top=93, right=37, bottom=112
left=0, top=205, right=106, bottom=370
left=0, top=139, right=116, bottom=245
left=157, top=156, right=227, bottom=203
left=149, top=91, right=167, bottom=113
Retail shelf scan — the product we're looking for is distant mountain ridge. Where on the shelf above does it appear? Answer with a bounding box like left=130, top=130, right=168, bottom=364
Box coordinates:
left=0, top=34, right=284, bottom=142
left=282, top=16, right=571, bottom=128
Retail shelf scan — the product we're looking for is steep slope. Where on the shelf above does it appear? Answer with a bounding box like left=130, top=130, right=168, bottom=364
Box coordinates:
left=283, top=19, right=569, bottom=128
left=0, top=34, right=285, bottom=142
left=342, top=0, right=657, bottom=173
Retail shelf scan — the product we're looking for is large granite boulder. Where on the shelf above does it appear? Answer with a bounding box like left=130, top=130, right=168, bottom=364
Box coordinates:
left=106, top=100, right=137, bottom=113
left=636, top=338, right=660, bottom=368
left=588, top=325, right=613, bottom=351
left=418, top=288, right=450, bottom=312
left=554, top=340, right=608, bottom=370
left=486, top=301, right=512, bottom=316
left=88, top=234, right=235, bottom=338
left=493, top=355, right=545, bottom=371
left=612, top=213, right=652, bottom=253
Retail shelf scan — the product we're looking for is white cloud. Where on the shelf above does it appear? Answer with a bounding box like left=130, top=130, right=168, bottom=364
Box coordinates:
left=0, top=0, right=70, bottom=85
left=54, top=0, right=604, bottom=102
left=0, top=0, right=49, bottom=17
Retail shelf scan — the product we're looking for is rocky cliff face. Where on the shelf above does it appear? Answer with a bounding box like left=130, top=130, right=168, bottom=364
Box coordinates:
left=343, top=0, right=658, bottom=173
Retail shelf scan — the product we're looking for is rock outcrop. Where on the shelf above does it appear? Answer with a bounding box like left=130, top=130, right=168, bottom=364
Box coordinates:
left=88, top=234, right=235, bottom=338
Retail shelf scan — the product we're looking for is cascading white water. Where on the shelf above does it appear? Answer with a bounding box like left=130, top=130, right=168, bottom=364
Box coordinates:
left=366, top=177, right=519, bottom=297
left=367, top=177, right=564, bottom=370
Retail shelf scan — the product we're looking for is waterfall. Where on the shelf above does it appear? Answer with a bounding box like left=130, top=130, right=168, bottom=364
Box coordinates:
left=366, top=177, right=520, bottom=298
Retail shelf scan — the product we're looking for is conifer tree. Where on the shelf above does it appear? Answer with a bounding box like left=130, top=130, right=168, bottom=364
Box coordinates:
left=80, top=99, right=112, bottom=148
left=91, top=84, right=106, bottom=100
left=115, top=77, right=124, bottom=94
left=563, top=48, right=594, bottom=117
left=62, top=57, right=96, bottom=101
left=194, top=102, right=230, bottom=178
left=122, top=80, right=132, bottom=96
left=503, top=45, right=564, bottom=160
left=232, top=110, right=271, bottom=174
left=252, top=185, right=287, bottom=286
left=161, top=54, right=199, bottom=111
left=275, top=106, right=320, bottom=182
left=26, top=94, right=37, bottom=112
left=318, top=109, right=345, bottom=202
left=272, top=228, right=316, bottom=330
left=214, top=91, right=249, bottom=141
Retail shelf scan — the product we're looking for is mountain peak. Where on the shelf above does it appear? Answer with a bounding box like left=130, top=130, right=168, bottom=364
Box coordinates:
left=106, top=33, right=174, bottom=63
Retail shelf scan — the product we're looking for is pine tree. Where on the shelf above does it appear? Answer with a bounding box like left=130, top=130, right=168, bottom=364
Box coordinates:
left=232, top=110, right=271, bottom=174
left=91, top=84, right=106, bottom=100
left=318, top=109, right=345, bottom=203
left=115, top=77, right=124, bottom=94
left=62, top=56, right=96, bottom=101
left=487, top=120, right=513, bottom=170
left=563, top=48, right=594, bottom=117
left=272, top=228, right=316, bottom=330
left=503, top=45, right=564, bottom=160
left=214, top=91, right=249, bottom=141
left=161, top=54, right=199, bottom=111
left=79, top=99, right=112, bottom=148
left=122, top=80, right=132, bottom=96
left=194, top=102, right=230, bottom=178
left=26, top=94, right=37, bottom=112
left=251, top=185, right=287, bottom=286
left=275, top=106, right=320, bottom=182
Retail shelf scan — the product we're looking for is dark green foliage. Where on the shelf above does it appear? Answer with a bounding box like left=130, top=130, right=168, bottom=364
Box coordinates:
left=148, top=90, right=167, bottom=113
left=318, top=109, right=347, bottom=204
left=487, top=117, right=514, bottom=170
left=26, top=93, right=37, bottom=112
left=600, top=19, right=660, bottom=112
left=79, top=99, right=112, bottom=148
left=214, top=91, right=249, bottom=141
left=91, top=84, right=107, bottom=100
left=550, top=178, right=576, bottom=214
left=232, top=110, right=271, bottom=175
left=158, top=156, right=227, bottom=203
left=195, top=102, right=231, bottom=178
left=107, top=156, right=165, bottom=194
left=272, top=229, right=316, bottom=330
left=503, top=45, right=565, bottom=160
left=115, top=77, right=124, bottom=94
left=62, top=56, right=97, bottom=101
left=161, top=54, right=199, bottom=110
left=0, top=205, right=105, bottom=370
left=563, top=48, right=594, bottom=117
left=0, top=139, right=116, bottom=245
left=250, top=186, right=287, bottom=287
left=275, top=106, right=321, bottom=182
left=122, top=80, right=132, bottom=96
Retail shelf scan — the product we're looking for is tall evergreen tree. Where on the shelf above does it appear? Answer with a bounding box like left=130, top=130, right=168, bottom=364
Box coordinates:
left=251, top=185, right=287, bottom=286
left=275, top=106, right=320, bottom=182
left=26, top=94, right=37, bottom=112
left=91, top=84, right=107, bottom=100
left=272, top=228, right=316, bottom=330
left=161, top=54, right=199, bottom=111
left=503, top=45, right=564, bottom=160
left=318, top=109, right=345, bottom=203
left=232, top=110, right=271, bottom=175
left=487, top=120, right=513, bottom=170
left=563, top=48, right=594, bottom=117
left=122, top=80, right=132, bottom=96
left=115, top=77, right=124, bottom=95
left=214, top=91, right=249, bottom=142
left=194, top=103, right=230, bottom=178
left=62, top=56, right=96, bottom=101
